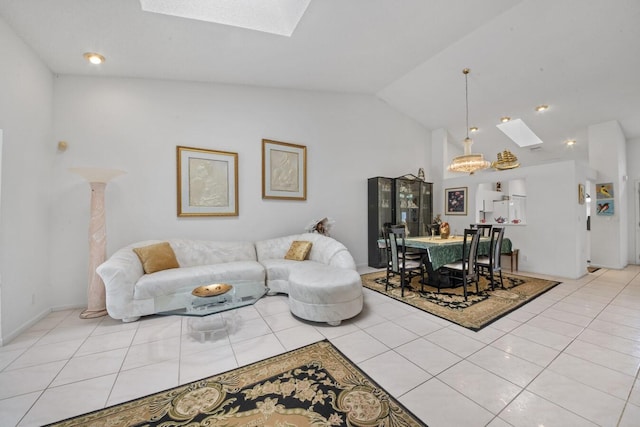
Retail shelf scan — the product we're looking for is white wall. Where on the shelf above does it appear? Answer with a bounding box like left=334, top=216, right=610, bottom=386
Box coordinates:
left=438, top=161, right=591, bottom=279
left=626, top=137, right=640, bottom=264
left=588, top=121, right=628, bottom=269
left=0, top=16, right=54, bottom=341
left=50, top=76, right=431, bottom=309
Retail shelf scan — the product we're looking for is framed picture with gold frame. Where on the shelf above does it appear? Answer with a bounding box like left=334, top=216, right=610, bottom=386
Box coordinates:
left=445, top=187, right=467, bottom=215
left=262, top=139, right=307, bottom=200
left=578, top=183, right=585, bottom=205
left=177, top=146, right=238, bottom=217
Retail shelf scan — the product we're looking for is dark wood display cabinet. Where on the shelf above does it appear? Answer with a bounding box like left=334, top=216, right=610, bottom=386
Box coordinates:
left=367, top=175, right=433, bottom=268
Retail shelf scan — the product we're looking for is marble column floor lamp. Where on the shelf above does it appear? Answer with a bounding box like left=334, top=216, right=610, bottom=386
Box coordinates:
left=70, top=167, right=126, bottom=319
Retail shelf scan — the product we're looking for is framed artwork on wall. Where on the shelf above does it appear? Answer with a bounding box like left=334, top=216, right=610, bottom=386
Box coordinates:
left=177, top=146, right=238, bottom=217
left=445, top=187, right=467, bottom=215
left=262, top=139, right=307, bottom=200
left=595, top=182, right=614, bottom=216
left=578, top=183, right=585, bottom=205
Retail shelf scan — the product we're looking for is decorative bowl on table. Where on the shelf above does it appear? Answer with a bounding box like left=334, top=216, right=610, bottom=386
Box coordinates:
left=494, top=216, right=506, bottom=224
left=192, top=283, right=233, bottom=297
left=511, top=219, right=521, bottom=224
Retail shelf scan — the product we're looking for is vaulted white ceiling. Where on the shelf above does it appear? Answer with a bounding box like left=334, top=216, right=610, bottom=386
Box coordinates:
left=1, top=0, right=639, bottom=167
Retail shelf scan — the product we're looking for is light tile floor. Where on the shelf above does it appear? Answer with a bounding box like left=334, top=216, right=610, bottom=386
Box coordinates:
left=1, top=266, right=640, bottom=426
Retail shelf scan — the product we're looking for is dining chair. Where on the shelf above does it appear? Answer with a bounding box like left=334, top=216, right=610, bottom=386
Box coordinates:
left=382, top=224, right=421, bottom=261
left=477, top=226, right=505, bottom=290
left=385, top=225, right=424, bottom=297
left=470, top=223, right=492, bottom=237
left=442, top=228, right=480, bottom=301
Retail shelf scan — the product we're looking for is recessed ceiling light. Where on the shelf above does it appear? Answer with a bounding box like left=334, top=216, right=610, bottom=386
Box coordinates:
left=535, top=104, right=549, bottom=112
left=83, top=52, right=105, bottom=65
left=469, top=126, right=478, bottom=132
left=500, top=116, right=511, bottom=123
left=566, top=139, right=576, bottom=146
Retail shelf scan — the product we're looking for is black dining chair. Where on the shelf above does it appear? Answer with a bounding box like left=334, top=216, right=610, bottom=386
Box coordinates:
left=477, top=226, right=505, bottom=290
left=442, top=228, right=480, bottom=301
left=384, top=225, right=424, bottom=297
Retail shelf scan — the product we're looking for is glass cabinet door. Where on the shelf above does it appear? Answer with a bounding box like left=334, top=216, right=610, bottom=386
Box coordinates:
left=418, top=181, right=433, bottom=236
left=367, top=177, right=394, bottom=267
left=395, top=179, right=433, bottom=238
left=395, top=178, right=421, bottom=237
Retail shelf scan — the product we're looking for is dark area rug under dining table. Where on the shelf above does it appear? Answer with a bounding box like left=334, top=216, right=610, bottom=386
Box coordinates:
left=362, top=270, right=561, bottom=331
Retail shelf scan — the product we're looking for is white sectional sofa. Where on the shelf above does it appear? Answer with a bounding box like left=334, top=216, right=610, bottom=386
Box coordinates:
left=96, top=233, right=363, bottom=325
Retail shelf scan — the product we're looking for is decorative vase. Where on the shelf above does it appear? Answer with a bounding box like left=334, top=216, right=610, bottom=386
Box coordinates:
left=440, top=222, right=450, bottom=239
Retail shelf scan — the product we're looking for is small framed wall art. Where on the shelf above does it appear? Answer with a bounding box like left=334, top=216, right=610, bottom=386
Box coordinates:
left=177, top=146, right=239, bottom=217
left=595, top=182, right=614, bottom=216
left=262, top=139, right=307, bottom=200
left=445, top=187, right=467, bottom=215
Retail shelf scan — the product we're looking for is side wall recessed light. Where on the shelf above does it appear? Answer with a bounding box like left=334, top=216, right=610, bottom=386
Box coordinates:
left=500, top=116, right=511, bottom=123
left=535, top=104, right=549, bottom=112
left=83, top=52, right=106, bottom=65
left=566, top=139, right=576, bottom=146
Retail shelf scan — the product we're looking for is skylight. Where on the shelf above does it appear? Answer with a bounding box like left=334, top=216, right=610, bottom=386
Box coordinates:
left=496, top=118, right=543, bottom=147
left=139, top=0, right=311, bottom=37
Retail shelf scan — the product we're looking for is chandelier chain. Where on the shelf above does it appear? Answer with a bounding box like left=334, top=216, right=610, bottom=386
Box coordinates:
left=464, top=68, right=469, bottom=140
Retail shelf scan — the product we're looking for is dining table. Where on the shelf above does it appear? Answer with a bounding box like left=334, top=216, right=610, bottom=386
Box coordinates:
left=379, top=234, right=513, bottom=288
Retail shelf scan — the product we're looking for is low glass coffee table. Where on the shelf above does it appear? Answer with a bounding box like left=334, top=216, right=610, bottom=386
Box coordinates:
left=154, top=280, right=268, bottom=340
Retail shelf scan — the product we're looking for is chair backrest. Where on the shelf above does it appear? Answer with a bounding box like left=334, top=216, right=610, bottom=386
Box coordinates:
left=386, top=225, right=407, bottom=272
left=476, top=224, right=492, bottom=237
left=490, top=227, right=505, bottom=269
left=462, top=228, right=480, bottom=277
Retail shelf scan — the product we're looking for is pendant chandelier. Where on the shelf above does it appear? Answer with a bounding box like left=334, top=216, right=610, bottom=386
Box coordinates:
left=447, top=68, right=490, bottom=174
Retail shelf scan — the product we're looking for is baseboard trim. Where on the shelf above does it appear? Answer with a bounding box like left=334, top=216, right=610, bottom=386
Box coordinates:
left=1, top=304, right=84, bottom=347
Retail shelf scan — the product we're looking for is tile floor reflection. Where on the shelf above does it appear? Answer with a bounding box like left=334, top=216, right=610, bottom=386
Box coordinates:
left=1, top=266, right=639, bottom=426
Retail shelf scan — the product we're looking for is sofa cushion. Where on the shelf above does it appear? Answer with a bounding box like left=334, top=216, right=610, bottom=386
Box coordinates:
left=132, top=242, right=179, bottom=274
left=134, top=260, right=265, bottom=300
left=284, top=241, right=312, bottom=261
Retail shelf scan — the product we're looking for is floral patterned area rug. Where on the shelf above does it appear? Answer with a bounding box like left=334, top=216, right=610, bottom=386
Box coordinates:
left=45, top=340, right=426, bottom=427
left=362, top=271, right=561, bottom=331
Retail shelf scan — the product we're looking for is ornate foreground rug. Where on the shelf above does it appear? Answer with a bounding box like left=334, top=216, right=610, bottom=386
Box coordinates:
left=362, top=271, right=561, bottom=331
left=46, top=340, right=426, bottom=427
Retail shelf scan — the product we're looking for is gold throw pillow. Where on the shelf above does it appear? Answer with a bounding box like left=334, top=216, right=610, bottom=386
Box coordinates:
left=133, top=242, right=179, bottom=274
left=284, top=241, right=312, bottom=261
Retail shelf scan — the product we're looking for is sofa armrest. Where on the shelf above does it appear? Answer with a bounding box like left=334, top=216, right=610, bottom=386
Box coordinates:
left=96, top=245, right=146, bottom=319
left=328, top=250, right=357, bottom=271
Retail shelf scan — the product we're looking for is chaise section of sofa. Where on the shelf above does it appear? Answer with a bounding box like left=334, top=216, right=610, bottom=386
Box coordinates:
left=255, top=233, right=362, bottom=325
left=255, top=233, right=357, bottom=294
